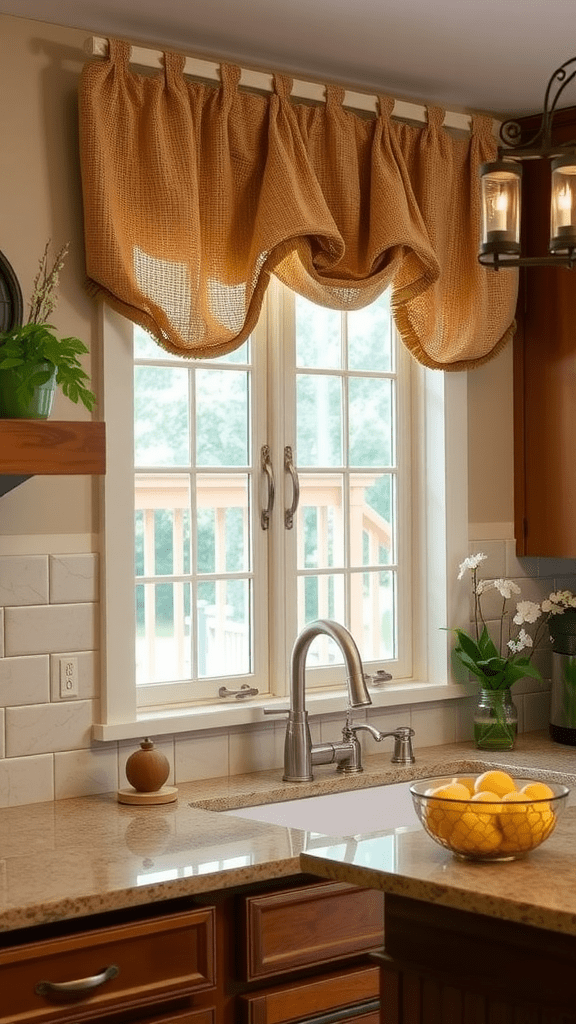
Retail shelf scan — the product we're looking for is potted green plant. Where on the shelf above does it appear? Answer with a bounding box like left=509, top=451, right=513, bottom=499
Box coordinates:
left=0, top=241, right=96, bottom=418
left=452, top=553, right=575, bottom=750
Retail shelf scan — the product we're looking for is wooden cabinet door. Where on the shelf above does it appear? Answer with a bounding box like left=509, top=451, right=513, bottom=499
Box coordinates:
left=240, top=963, right=380, bottom=1023
left=514, top=105, right=576, bottom=556
left=133, top=1011, right=216, bottom=1024
left=240, top=881, right=384, bottom=981
left=375, top=893, right=576, bottom=1024
left=0, top=906, right=215, bottom=1024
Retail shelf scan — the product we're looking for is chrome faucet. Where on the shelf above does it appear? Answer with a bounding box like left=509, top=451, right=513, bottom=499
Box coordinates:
left=266, top=619, right=415, bottom=782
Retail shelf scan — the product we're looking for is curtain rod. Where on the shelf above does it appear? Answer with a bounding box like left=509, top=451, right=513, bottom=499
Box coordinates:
left=86, top=36, right=492, bottom=134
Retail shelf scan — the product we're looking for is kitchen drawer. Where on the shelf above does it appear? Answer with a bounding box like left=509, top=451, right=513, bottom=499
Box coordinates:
left=240, top=963, right=380, bottom=1023
left=240, top=882, right=383, bottom=980
left=146, top=1012, right=216, bottom=1024
left=0, top=906, right=215, bottom=1024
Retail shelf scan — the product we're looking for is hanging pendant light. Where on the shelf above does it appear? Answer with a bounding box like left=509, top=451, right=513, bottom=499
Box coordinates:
left=479, top=57, right=576, bottom=269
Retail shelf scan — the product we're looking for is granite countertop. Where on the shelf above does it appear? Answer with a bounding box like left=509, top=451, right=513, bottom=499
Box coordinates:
left=1, top=732, right=576, bottom=937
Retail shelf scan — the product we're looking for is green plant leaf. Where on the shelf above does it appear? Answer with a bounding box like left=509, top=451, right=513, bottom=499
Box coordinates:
left=477, top=626, right=499, bottom=659
left=453, top=629, right=483, bottom=663
left=0, top=322, right=96, bottom=409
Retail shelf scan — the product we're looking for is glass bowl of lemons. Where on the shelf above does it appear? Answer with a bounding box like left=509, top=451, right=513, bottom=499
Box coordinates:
left=410, top=770, right=569, bottom=861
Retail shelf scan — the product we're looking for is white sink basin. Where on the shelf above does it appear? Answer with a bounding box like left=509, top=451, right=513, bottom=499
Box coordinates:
left=223, top=780, right=419, bottom=836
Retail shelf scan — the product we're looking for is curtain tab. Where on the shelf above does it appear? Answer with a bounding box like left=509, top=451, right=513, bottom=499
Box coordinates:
left=219, top=63, right=242, bottom=92
left=325, top=84, right=345, bottom=108
left=163, top=51, right=186, bottom=85
left=426, top=106, right=445, bottom=129
left=273, top=74, right=293, bottom=100
left=108, top=39, right=131, bottom=67
left=377, top=95, right=395, bottom=119
left=471, top=113, right=494, bottom=139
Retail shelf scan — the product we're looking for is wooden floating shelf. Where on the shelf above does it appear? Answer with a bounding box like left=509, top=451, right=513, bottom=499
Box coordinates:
left=0, top=420, right=106, bottom=477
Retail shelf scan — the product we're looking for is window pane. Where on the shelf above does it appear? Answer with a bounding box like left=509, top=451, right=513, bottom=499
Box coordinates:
left=300, top=616, right=348, bottom=668
left=297, top=474, right=344, bottom=569
left=135, top=474, right=191, bottom=577
left=347, top=292, right=392, bottom=372
left=355, top=570, right=395, bottom=660
left=297, top=375, right=342, bottom=467
left=198, top=580, right=251, bottom=677
left=350, top=473, right=394, bottom=567
left=135, top=365, right=190, bottom=466
left=296, top=295, right=341, bottom=368
left=217, top=340, right=250, bottom=364
left=136, top=581, right=191, bottom=684
left=298, top=573, right=345, bottom=635
left=196, top=369, right=249, bottom=467
left=134, top=326, right=182, bottom=361
left=349, top=377, right=393, bottom=467
left=196, top=474, right=250, bottom=573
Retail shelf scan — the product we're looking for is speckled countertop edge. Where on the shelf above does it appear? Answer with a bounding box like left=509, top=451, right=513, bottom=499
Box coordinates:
left=1, top=733, right=576, bottom=937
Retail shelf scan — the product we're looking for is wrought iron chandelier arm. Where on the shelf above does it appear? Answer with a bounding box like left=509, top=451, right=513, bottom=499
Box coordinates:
left=499, top=56, right=576, bottom=154
left=479, top=55, right=576, bottom=271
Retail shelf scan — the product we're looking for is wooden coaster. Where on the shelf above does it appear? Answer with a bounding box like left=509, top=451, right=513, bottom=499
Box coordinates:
left=117, top=786, right=178, bottom=805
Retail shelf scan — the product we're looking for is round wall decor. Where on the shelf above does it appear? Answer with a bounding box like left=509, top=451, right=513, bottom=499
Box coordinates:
left=0, top=250, right=23, bottom=332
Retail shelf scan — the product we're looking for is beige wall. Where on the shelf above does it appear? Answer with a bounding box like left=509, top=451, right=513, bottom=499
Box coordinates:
left=0, top=13, right=514, bottom=543
left=0, top=15, right=97, bottom=539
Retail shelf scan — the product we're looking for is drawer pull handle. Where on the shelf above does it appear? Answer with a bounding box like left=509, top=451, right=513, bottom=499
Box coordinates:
left=35, top=964, right=119, bottom=1000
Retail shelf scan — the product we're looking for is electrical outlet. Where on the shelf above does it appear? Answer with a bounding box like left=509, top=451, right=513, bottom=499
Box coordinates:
left=59, top=656, right=79, bottom=699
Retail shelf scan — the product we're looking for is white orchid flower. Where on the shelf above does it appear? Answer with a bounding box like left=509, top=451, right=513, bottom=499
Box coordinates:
left=457, top=553, right=487, bottom=580
left=542, top=598, right=564, bottom=615
left=475, top=579, right=493, bottom=595
left=492, top=579, right=521, bottom=600
left=513, top=601, right=541, bottom=625
left=508, top=628, right=533, bottom=653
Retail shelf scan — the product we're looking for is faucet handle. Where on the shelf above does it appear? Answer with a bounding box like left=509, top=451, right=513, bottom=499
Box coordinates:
left=389, top=726, right=415, bottom=765
left=347, top=723, right=415, bottom=765
left=364, top=669, right=393, bottom=687
left=262, top=706, right=290, bottom=715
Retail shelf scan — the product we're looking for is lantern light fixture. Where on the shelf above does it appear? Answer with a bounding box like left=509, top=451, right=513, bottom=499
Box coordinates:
left=479, top=57, right=576, bottom=270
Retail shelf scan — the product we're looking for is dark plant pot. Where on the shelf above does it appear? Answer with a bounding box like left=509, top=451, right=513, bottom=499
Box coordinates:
left=548, top=608, right=576, bottom=655
left=0, top=362, right=57, bottom=419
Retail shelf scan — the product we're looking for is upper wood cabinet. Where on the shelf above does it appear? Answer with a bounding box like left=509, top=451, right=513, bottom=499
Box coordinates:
left=514, top=105, right=576, bottom=556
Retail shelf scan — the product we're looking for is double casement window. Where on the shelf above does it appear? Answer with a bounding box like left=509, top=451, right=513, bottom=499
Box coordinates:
left=132, top=281, right=409, bottom=708
left=97, top=279, right=468, bottom=737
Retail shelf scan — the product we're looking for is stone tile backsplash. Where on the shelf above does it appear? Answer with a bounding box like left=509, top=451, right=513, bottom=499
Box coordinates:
left=0, top=542, right=574, bottom=807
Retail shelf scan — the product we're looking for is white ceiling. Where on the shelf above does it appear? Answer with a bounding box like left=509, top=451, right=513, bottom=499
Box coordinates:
left=4, top=0, right=576, bottom=118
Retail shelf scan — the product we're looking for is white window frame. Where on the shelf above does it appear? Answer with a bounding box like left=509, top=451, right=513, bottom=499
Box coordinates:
left=93, top=298, right=470, bottom=742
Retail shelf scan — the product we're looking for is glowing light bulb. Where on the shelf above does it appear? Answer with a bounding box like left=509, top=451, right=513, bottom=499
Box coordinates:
left=491, top=190, right=508, bottom=232
left=556, top=184, right=572, bottom=227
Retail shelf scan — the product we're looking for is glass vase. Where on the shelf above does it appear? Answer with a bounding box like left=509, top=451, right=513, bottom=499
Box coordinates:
left=473, top=688, right=518, bottom=750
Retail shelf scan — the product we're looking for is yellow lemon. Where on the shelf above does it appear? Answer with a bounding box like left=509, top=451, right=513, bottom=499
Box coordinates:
left=450, top=809, right=502, bottom=855
left=426, top=783, right=471, bottom=824
left=425, top=803, right=454, bottom=842
left=499, top=822, right=534, bottom=852
left=498, top=793, right=533, bottom=851
left=541, top=808, right=557, bottom=839
left=500, top=790, right=527, bottom=807
left=474, top=770, right=517, bottom=797
left=524, top=806, right=549, bottom=845
left=470, top=790, right=502, bottom=817
left=520, top=782, right=554, bottom=800
left=451, top=776, right=476, bottom=795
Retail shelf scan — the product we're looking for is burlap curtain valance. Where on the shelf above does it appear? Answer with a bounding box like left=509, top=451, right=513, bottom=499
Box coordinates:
left=78, top=40, right=517, bottom=369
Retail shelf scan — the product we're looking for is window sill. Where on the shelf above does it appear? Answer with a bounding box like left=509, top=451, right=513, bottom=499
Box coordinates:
left=91, top=680, right=469, bottom=742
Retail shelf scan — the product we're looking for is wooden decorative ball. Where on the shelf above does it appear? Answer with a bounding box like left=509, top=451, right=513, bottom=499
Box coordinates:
left=125, top=738, right=170, bottom=793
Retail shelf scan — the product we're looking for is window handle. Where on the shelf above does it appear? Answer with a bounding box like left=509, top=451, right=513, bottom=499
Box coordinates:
left=260, top=444, right=275, bottom=530
left=284, top=445, right=300, bottom=529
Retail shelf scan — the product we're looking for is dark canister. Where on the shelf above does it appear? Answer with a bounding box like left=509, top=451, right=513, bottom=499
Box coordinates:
left=549, top=609, right=576, bottom=745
